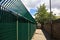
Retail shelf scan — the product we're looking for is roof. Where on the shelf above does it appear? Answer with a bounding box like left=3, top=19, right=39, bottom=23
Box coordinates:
left=0, top=0, right=36, bottom=23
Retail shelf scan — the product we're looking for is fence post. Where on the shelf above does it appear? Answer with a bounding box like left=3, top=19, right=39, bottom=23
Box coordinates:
left=28, top=21, right=29, bottom=40
left=17, top=14, right=18, bottom=40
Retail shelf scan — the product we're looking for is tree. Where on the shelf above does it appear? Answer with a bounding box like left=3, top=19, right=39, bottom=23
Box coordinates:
left=34, top=4, right=56, bottom=28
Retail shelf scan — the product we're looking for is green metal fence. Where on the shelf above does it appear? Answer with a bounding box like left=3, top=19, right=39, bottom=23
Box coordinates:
left=0, top=9, right=17, bottom=40
left=18, top=16, right=36, bottom=40
left=0, top=0, right=36, bottom=40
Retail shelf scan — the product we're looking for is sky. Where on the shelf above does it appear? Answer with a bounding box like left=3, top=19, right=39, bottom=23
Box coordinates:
left=21, top=0, right=60, bottom=18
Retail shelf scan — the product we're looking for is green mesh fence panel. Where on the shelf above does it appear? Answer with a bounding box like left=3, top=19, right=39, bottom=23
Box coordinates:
left=0, top=10, right=36, bottom=40
left=0, top=10, right=17, bottom=40
left=0, top=0, right=35, bottom=23
left=0, top=0, right=36, bottom=40
left=18, top=17, right=28, bottom=40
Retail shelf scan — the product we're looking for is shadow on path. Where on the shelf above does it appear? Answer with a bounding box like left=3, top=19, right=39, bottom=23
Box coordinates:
left=31, top=29, right=52, bottom=40
left=41, top=29, right=51, bottom=40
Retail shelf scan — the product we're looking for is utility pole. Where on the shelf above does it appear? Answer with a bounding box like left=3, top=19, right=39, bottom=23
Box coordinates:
left=49, top=0, right=53, bottom=39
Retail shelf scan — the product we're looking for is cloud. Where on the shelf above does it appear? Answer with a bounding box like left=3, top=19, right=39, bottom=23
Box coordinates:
left=21, top=0, right=41, bottom=9
left=52, top=8, right=60, bottom=16
left=32, top=15, right=35, bottom=18
left=21, top=0, right=60, bottom=16
left=51, top=0, right=60, bottom=9
left=21, top=0, right=41, bottom=16
left=46, top=0, right=60, bottom=9
left=47, top=8, right=60, bottom=16
left=41, top=0, right=60, bottom=16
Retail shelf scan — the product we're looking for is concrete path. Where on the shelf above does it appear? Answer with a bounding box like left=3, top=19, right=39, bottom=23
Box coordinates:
left=31, top=29, right=51, bottom=40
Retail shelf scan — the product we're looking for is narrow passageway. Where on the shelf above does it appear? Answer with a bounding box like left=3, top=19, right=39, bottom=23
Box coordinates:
left=31, top=29, right=51, bottom=40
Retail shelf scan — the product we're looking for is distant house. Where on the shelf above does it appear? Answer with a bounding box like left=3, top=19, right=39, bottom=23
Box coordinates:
left=37, top=23, right=41, bottom=29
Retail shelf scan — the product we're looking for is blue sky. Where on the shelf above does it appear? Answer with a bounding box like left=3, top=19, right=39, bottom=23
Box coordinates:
left=21, top=0, right=60, bottom=18
left=30, top=8, right=37, bottom=15
left=21, top=0, right=41, bottom=17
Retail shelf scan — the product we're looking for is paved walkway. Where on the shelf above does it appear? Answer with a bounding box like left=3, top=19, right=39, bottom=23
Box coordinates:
left=31, top=29, right=51, bottom=40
